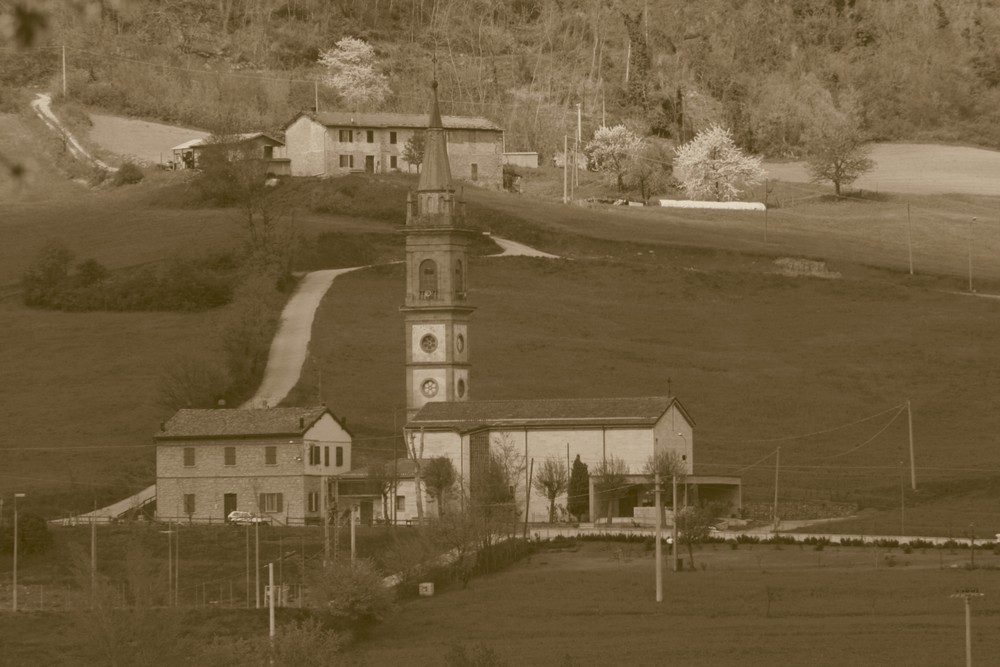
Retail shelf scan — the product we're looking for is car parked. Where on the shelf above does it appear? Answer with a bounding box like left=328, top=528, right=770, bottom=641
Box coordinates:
left=227, top=510, right=267, bottom=525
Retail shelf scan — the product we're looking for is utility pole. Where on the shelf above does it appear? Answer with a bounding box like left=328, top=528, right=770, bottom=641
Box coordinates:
left=90, top=501, right=97, bottom=607
left=907, top=400, right=917, bottom=490
left=968, top=217, right=976, bottom=292
left=350, top=505, right=357, bottom=567
left=268, top=563, right=276, bottom=639
left=899, top=461, right=905, bottom=536
left=523, top=458, right=534, bottom=539
left=671, top=475, right=678, bottom=572
left=62, top=45, right=67, bottom=98
left=255, top=521, right=260, bottom=608
left=165, top=522, right=173, bottom=606
left=951, top=589, right=983, bottom=667
left=12, top=493, right=25, bottom=612
left=655, top=473, right=662, bottom=602
left=175, top=525, right=180, bottom=606
left=773, top=447, right=780, bottom=532
left=575, top=103, right=582, bottom=190
left=906, top=204, right=913, bottom=276
left=314, top=80, right=319, bottom=113
left=323, top=475, right=330, bottom=567
left=245, top=524, right=250, bottom=608
left=562, top=135, right=568, bottom=204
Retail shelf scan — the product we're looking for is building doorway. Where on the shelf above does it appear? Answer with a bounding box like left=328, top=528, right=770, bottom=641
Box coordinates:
left=223, top=493, right=237, bottom=521
left=365, top=155, right=375, bottom=173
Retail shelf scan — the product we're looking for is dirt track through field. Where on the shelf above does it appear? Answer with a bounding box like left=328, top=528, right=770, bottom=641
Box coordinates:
left=88, top=113, right=208, bottom=166
left=764, top=143, right=1000, bottom=195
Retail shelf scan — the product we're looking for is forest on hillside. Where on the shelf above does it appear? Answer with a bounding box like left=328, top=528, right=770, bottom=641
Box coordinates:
left=4, top=0, right=1000, bottom=160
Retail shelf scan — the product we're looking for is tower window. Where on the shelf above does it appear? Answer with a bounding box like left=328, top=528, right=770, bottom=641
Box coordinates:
left=419, top=259, right=438, bottom=299
left=455, top=259, right=465, bottom=296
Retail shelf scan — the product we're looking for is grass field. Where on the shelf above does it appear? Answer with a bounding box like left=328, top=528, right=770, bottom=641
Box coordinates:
left=359, top=540, right=1000, bottom=666
left=3, top=535, right=998, bottom=666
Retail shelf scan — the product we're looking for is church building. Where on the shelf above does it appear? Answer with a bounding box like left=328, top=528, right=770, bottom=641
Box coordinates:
left=400, top=82, right=740, bottom=524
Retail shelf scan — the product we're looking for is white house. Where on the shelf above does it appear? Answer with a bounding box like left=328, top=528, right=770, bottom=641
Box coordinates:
left=283, top=110, right=503, bottom=186
left=155, top=406, right=351, bottom=525
left=403, top=396, right=739, bottom=523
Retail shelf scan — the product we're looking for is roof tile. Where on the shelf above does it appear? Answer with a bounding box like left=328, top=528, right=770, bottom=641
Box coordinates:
left=156, top=407, right=331, bottom=440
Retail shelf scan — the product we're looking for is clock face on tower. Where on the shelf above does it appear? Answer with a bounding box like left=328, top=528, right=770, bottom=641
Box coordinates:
left=421, top=379, right=439, bottom=397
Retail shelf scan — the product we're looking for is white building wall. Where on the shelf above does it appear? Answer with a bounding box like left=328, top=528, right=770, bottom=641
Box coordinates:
left=285, top=116, right=328, bottom=176
left=653, top=406, right=694, bottom=473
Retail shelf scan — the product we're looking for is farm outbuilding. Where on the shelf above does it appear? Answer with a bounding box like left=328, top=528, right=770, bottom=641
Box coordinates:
left=283, top=110, right=503, bottom=186
left=503, top=151, right=539, bottom=168
left=170, top=132, right=289, bottom=175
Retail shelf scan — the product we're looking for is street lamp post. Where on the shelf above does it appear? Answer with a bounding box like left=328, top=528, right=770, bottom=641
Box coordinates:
left=674, top=433, right=688, bottom=573
left=12, top=493, right=25, bottom=612
left=951, top=589, right=984, bottom=667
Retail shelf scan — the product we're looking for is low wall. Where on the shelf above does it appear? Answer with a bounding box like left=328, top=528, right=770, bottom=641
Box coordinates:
left=659, top=199, right=766, bottom=211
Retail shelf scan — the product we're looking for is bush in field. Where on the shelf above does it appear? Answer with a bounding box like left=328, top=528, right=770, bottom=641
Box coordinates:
left=112, top=161, right=144, bottom=186
left=0, top=513, right=52, bottom=555
left=306, top=559, right=396, bottom=632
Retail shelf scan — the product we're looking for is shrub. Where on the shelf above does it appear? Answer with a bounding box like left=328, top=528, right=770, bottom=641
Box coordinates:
left=306, top=559, right=396, bottom=632
left=112, top=161, right=144, bottom=186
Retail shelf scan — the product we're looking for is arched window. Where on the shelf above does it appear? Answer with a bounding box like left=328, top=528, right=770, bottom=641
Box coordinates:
left=455, top=259, right=465, bottom=296
left=419, top=259, right=438, bottom=298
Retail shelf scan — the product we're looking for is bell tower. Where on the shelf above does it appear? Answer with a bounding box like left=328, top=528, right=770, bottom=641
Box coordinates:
left=402, top=80, right=476, bottom=418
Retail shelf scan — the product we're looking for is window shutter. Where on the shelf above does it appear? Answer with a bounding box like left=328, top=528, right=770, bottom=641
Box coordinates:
left=259, top=493, right=265, bottom=513
left=276, top=493, right=284, bottom=513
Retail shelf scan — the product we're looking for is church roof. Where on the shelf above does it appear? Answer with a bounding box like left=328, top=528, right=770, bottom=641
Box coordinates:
left=407, top=396, right=691, bottom=432
left=155, top=406, right=339, bottom=440
left=418, top=80, right=453, bottom=191
left=295, top=111, right=501, bottom=132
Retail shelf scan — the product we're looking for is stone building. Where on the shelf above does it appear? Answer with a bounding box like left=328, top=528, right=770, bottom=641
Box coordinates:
left=155, top=406, right=351, bottom=524
left=283, top=110, right=502, bottom=186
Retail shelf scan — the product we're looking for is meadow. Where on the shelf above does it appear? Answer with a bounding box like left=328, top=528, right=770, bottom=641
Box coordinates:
left=357, top=540, right=1000, bottom=667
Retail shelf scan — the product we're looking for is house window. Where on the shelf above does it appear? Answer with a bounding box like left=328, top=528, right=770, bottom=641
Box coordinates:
left=309, top=444, right=321, bottom=466
left=183, top=494, right=195, bottom=515
left=308, top=491, right=320, bottom=513
left=260, top=493, right=284, bottom=513
left=224, top=446, right=236, bottom=466
left=366, top=130, right=374, bottom=143
left=264, top=446, right=277, bottom=465
left=390, top=155, right=397, bottom=169
left=389, top=131, right=397, bottom=144
left=324, top=446, right=330, bottom=467
left=470, top=163, right=478, bottom=181
left=263, top=145, right=273, bottom=159
left=395, top=495, right=405, bottom=512
left=419, top=259, right=437, bottom=298
left=338, top=129, right=352, bottom=142
left=183, top=447, right=195, bottom=467
left=339, top=154, right=354, bottom=168
left=336, top=446, right=344, bottom=467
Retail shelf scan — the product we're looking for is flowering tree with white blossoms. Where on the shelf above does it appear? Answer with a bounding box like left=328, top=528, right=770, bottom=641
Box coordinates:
left=674, top=125, right=766, bottom=201
left=584, top=124, right=643, bottom=191
left=318, top=37, right=390, bottom=109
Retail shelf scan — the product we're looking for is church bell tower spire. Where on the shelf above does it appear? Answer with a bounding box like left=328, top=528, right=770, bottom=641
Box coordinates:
left=402, top=79, right=476, bottom=419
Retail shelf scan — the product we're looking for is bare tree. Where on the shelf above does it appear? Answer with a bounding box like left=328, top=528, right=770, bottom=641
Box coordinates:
left=364, top=458, right=393, bottom=522
left=405, top=430, right=426, bottom=524
left=593, top=456, right=630, bottom=525
left=532, top=457, right=568, bottom=523
left=676, top=502, right=725, bottom=569
left=643, top=450, right=687, bottom=526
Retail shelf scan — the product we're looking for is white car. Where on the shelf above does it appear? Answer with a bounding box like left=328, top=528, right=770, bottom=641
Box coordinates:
left=227, top=511, right=267, bottom=525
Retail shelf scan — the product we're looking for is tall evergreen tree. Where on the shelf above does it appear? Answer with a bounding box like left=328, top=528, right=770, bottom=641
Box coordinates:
left=567, top=455, right=590, bottom=521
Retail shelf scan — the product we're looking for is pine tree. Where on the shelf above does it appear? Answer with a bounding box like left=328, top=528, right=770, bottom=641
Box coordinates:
left=567, top=455, right=590, bottom=522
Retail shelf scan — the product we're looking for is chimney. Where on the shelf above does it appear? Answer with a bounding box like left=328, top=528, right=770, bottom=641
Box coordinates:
left=160, top=421, right=166, bottom=432
left=299, top=417, right=305, bottom=429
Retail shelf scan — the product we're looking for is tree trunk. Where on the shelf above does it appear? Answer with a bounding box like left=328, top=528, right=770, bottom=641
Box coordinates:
left=548, top=497, right=556, bottom=523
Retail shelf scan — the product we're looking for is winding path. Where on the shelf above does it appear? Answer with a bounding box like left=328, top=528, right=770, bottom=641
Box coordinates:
left=30, top=93, right=117, bottom=172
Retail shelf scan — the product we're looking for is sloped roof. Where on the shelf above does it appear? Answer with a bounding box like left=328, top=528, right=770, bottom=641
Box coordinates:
left=407, top=396, right=691, bottom=432
left=155, top=406, right=335, bottom=440
left=419, top=80, right=452, bottom=191
left=170, top=132, right=283, bottom=152
left=296, top=110, right=501, bottom=132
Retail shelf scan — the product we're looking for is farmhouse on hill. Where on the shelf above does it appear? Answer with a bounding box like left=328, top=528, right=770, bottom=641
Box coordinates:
left=283, top=110, right=502, bottom=186
left=155, top=406, right=352, bottom=525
